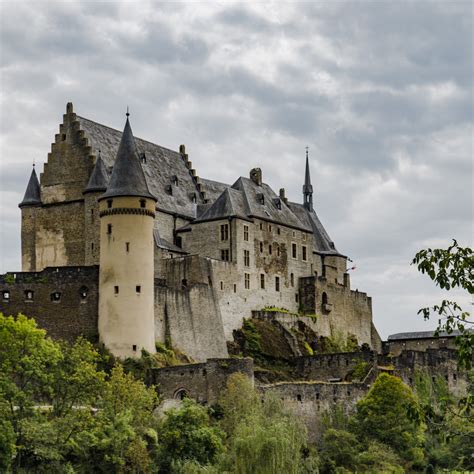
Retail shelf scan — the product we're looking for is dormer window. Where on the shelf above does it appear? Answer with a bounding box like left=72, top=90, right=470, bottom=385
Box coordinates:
left=172, top=175, right=179, bottom=186
left=166, top=185, right=173, bottom=196
left=257, top=193, right=265, bottom=205
left=190, top=193, right=197, bottom=203
left=140, top=152, right=146, bottom=164
left=274, top=198, right=282, bottom=210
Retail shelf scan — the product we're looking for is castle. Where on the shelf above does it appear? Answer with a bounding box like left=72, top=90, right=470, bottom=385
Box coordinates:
left=1, top=102, right=381, bottom=360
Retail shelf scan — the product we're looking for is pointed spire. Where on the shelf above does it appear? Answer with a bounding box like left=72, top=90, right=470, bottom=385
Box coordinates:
left=303, top=147, right=313, bottom=211
left=84, top=151, right=109, bottom=194
left=19, top=165, right=41, bottom=208
left=100, top=114, right=156, bottom=201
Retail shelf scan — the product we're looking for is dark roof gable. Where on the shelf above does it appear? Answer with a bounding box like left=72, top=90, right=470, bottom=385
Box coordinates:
left=19, top=167, right=41, bottom=208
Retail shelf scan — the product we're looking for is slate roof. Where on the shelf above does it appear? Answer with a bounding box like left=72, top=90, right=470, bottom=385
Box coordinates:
left=19, top=167, right=41, bottom=207
left=195, top=187, right=250, bottom=222
left=77, top=116, right=204, bottom=217
left=153, top=229, right=188, bottom=254
left=101, top=118, right=156, bottom=201
left=388, top=330, right=462, bottom=341
left=83, top=155, right=109, bottom=194
left=289, top=202, right=342, bottom=256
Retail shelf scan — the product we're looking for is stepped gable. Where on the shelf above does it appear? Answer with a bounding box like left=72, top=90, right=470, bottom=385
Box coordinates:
left=77, top=116, right=204, bottom=217
left=19, top=166, right=41, bottom=207
left=232, top=176, right=311, bottom=231
left=289, top=202, right=342, bottom=256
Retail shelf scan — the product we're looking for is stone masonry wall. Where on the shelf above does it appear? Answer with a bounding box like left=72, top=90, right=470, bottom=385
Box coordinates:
left=0, top=266, right=99, bottom=342
left=384, top=337, right=458, bottom=356
left=152, top=358, right=254, bottom=404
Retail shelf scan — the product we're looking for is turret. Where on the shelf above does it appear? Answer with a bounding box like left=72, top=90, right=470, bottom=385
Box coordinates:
left=303, top=147, right=313, bottom=211
left=83, top=152, right=109, bottom=265
left=19, top=165, right=42, bottom=271
left=98, top=113, right=157, bottom=358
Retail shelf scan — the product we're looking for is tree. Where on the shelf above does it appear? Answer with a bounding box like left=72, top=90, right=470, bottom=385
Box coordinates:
left=412, top=239, right=473, bottom=369
left=352, top=373, right=425, bottom=468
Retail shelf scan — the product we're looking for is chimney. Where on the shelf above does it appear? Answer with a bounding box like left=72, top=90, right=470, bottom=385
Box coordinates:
left=179, top=144, right=186, bottom=154
left=250, top=168, right=262, bottom=186
left=279, top=188, right=288, bottom=205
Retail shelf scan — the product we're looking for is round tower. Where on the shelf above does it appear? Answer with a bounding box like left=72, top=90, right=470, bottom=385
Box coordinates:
left=98, top=114, right=157, bottom=358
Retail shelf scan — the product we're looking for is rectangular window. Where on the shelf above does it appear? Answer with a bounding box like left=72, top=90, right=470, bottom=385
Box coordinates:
left=302, top=233, right=307, bottom=241
left=275, top=276, right=280, bottom=292
left=126, top=242, right=130, bottom=253
left=292, top=243, right=297, bottom=259
left=220, top=281, right=224, bottom=290
left=244, top=273, right=250, bottom=289
left=114, top=286, right=119, bottom=294
left=290, top=273, right=294, bottom=287
left=107, top=199, right=113, bottom=209
left=277, top=227, right=281, bottom=235
left=136, top=285, right=141, bottom=293
left=243, top=225, right=249, bottom=241
left=302, top=246, right=307, bottom=261
left=269, top=225, right=272, bottom=232
left=244, top=250, right=250, bottom=267
left=220, top=224, right=229, bottom=241
left=221, top=249, right=230, bottom=261
left=269, top=245, right=272, bottom=255
left=295, top=293, right=299, bottom=303
left=260, top=274, right=265, bottom=289
left=107, top=224, right=112, bottom=235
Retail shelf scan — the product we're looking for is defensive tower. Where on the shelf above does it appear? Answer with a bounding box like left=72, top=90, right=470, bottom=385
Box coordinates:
left=98, top=113, right=157, bottom=358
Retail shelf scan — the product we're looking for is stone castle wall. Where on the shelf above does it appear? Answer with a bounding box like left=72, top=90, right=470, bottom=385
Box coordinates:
left=0, top=266, right=99, bottom=342
left=384, top=336, right=458, bottom=356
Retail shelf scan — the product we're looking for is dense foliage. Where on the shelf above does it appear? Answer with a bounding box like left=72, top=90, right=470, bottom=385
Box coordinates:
left=1, top=313, right=472, bottom=472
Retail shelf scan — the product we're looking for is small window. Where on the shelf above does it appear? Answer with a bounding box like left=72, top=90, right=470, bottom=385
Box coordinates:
left=243, top=225, right=249, bottom=241
left=25, top=290, right=34, bottom=301
left=260, top=274, right=265, bottom=289
left=2, top=290, right=10, bottom=301
left=322, top=292, right=328, bottom=305
left=107, top=200, right=113, bottom=209
left=277, top=246, right=280, bottom=257
left=269, top=225, right=272, bottom=232
left=295, top=293, right=298, bottom=302
left=51, top=292, right=61, bottom=302
left=275, top=276, right=280, bottom=292
left=172, top=175, right=179, bottom=186
left=182, top=279, right=188, bottom=288
left=107, top=224, right=112, bottom=235
left=292, top=243, right=297, bottom=259
left=277, top=227, right=281, bottom=235
left=221, top=249, right=230, bottom=261
left=292, top=231, right=296, bottom=237
left=90, top=209, right=94, bottom=216
left=220, top=281, right=224, bottom=290
left=79, top=286, right=88, bottom=299
left=220, top=224, right=229, bottom=241
left=290, top=273, right=294, bottom=287
left=259, top=223, right=263, bottom=230
left=244, top=273, right=250, bottom=289
left=91, top=242, right=94, bottom=251
left=126, top=242, right=130, bottom=253
left=175, top=236, right=182, bottom=248
left=136, top=285, right=141, bottom=293
left=244, top=250, right=250, bottom=267
left=132, top=344, right=137, bottom=352
left=302, top=246, right=307, bottom=261
left=297, top=394, right=302, bottom=402
left=233, top=284, right=236, bottom=293
left=114, top=286, right=119, bottom=294
left=303, top=233, right=307, bottom=241
left=269, top=245, right=272, bottom=255
left=140, top=199, right=146, bottom=208
left=140, top=152, right=146, bottom=164
left=259, top=242, right=263, bottom=253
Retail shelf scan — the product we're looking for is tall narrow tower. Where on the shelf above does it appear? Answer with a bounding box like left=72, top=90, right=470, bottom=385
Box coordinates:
left=98, top=113, right=157, bottom=358
left=303, top=147, right=313, bottom=211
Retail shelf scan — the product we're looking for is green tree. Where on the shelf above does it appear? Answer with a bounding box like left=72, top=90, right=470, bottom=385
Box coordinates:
left=157, top=398, right=225, bottom=472
left=412, top=239, right=473, bottom=369
left=352, top=373, right=425, bottom=468
left=319, top=428, right=360, bottom=473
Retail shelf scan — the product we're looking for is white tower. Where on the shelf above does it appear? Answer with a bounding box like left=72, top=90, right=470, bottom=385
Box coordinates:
left=98, top=113, right=157, bottom=358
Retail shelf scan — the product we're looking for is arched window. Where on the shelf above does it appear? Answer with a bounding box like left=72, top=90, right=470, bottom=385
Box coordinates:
left=174, top=388, right=188, bottom=400
left=51, top=292, right=61, bottom=302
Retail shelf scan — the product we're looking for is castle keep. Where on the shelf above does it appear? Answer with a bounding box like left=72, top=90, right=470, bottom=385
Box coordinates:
left=2, top=103, right=381, bottom=360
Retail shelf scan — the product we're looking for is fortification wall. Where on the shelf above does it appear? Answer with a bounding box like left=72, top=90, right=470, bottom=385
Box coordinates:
left=384, top=337, right=457, bottom=356
left=154, top=256, right=228, bottom=361
left=152, top=358, right=254, bottom=404
left=0, top=266, right=99, bottom=342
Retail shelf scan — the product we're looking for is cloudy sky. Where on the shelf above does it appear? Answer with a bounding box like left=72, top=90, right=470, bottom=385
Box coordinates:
left=0, top=1, right=472, bottom=338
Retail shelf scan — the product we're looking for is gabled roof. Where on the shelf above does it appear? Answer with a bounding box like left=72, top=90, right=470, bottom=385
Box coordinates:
left=289, top=202, right=343, bottom=256
left=77, top=116, right=203, bottom=217
left=83, top=155, right=108, bottom=194
left=100, top=117, right=156, bottom=201
left=195, top=187, right=250, bottom=222
left=19, top=167, right=41, bottom=208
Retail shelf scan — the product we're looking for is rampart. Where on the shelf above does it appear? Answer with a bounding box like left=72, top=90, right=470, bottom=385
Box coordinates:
left=152, top=357, right=254, bottom=404
left=0, top=266, right=99, bottom=342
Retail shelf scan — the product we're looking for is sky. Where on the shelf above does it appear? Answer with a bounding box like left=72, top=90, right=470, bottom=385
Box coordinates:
left=0, top=1, right=472, bottom=339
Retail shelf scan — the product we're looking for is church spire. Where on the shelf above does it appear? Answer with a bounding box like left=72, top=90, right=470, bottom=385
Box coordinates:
left=100, top=113, right=156, bottom=201
left=303, top=147, right=313, bottom=211
left=19, top=165, right=41, bottom=208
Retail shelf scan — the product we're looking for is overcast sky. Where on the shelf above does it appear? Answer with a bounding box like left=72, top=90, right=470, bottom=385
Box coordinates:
left=0, top=1, right=472, bottom=338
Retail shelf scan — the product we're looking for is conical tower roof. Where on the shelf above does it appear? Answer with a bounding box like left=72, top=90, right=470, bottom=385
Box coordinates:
left=19, top=166, right=41, bottom=208
left=100, top=116, right=156, bottom=201
left=303, top=149, right=313, bottom=194
left=84, top=154, right=109, bottom=194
